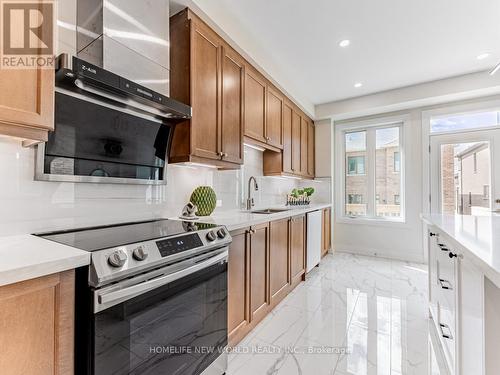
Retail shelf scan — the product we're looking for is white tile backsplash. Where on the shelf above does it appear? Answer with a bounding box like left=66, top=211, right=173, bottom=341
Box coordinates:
left=0, top=138, right=330, bottom=236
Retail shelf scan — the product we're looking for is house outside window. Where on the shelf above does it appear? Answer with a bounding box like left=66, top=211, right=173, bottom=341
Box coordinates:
left=394, top=195, right=400, bottom=205
left=394, top=152, right=400, bottom=172
left=484, top=185, right=490, bottom=200
left=347, top=156, right=365, bottom=175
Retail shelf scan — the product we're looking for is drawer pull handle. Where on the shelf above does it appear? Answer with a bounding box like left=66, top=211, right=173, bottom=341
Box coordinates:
left=439, top=323, right=453, bottom=340
left=449, top=252, right=458, bottom=259
left=439, top=278, right=453, bottom=290
left=430, top=232, right=438, bottom=237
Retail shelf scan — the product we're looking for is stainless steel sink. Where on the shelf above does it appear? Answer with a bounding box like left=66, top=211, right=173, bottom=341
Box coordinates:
left=249, top=208, right=290, bottom=214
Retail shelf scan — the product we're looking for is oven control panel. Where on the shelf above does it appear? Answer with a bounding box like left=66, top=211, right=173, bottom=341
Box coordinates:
left=156, top=233, right=203, bottom=257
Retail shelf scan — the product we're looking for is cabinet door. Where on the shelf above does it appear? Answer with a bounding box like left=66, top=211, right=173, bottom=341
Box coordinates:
left=300, top=116, right=308, bottom=176
left=307, top=121, right=315, bottom=177
left=322, top=208, right=331, bottom=257
left=269, top=219, right=289, bottom=304
left=249, top=223, right=270, bottom=322
left=191, top=21, right=221, bottom=160
left=266, top=86, right=283, bottom=149
left=228, top=228, right=249, bottom=345
left=291, top=110, right=301, bottom=173
left=290, top=215, right=305, bottom=284
left=221, top=46, right=244, bottom=164
left=0, top=271, right=74, bottom=375
left=0, top=65, right=54, bottom=142
left=244, top=68, right=267, bottom=143
left=282, top=102, right=293, bottom=174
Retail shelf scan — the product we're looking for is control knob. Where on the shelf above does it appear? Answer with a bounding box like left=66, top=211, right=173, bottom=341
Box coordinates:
left=206, top=231, right=217, bottom=241
left=217, top=228, right=227, bottom=239
left=108, top=250, right=127, bottom=268
left=132, top=246, right=148, bottom=261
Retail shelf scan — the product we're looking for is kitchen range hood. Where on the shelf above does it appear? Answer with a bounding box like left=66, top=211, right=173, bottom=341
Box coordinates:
left=35, top=0, right=191, bottom=185
left=55, top=53, right=191, bottom=122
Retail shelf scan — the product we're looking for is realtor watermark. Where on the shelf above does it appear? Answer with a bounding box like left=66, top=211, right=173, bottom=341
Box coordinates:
left=1, top=0, right=55, bottom=68
left=148, top=344, right=352, bottom=356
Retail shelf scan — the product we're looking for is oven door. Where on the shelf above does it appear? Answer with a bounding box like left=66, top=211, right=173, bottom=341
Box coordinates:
left=90, top=249, right=228, bottom=375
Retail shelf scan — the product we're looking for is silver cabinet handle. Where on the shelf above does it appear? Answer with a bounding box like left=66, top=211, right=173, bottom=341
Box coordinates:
left=439, top=278, right=453, bottom=290
left=439, top=323, right=453, bottom=340
left=96, top=250, right=228, bottom=311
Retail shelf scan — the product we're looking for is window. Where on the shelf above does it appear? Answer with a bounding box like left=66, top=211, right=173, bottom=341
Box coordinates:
left=348, top=156, right=365, bottom=175
left=376, top=127, right=401, bottom=217
left=348, top=194, right=364, bottom=204
left=394, top=152, right=400, bottom=172
left=430, top=110, right=500, bottom=133
left=345, top=131, right=367, bottom=217
left=341, top=122, right=404, bottom=221
left=484, top=185, right=490, bottom=200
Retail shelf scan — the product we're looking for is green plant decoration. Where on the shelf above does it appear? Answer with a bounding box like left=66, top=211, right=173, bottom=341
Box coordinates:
left=304, top=187, right=315, bottom=196
left=190, top=186, right=217, bottom=216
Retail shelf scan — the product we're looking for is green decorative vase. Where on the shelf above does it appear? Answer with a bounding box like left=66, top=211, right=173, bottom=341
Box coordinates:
left=190, top=186, right=217, bottom=216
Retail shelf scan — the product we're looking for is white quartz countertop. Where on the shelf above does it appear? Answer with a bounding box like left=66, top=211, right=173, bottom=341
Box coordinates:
left=0, top=234, right=90, bottom=287
left=171, top=203, right=332, bottom=232
left=423, top=214, right=500, bottom=288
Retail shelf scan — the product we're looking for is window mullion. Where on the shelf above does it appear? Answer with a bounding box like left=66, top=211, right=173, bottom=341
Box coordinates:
left=366, top=128, right=376, bottom=217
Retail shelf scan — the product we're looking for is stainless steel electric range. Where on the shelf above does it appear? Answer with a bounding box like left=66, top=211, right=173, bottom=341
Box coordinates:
left=37, top=219, right=231, bottom=375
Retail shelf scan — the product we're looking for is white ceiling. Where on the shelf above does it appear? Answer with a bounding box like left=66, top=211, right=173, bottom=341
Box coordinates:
left=172, top=0, right=500, bottom=110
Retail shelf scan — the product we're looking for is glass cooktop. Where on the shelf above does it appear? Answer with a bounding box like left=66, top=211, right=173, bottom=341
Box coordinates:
left=36, top=219, right=218, bottom=252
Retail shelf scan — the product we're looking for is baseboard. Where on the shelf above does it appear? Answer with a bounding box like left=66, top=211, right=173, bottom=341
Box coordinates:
left=333, top=246, right=425, bottom=264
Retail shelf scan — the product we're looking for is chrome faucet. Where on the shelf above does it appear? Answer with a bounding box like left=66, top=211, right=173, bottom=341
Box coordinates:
left=246, top=176, right=259, bottom=210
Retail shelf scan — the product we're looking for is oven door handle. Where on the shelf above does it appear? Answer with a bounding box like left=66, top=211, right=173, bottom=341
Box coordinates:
left=96, top=250, right=228, bottom=312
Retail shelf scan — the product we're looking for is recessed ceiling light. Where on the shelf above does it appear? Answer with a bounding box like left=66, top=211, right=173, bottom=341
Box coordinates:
left=477, top=53, right=491, bottom=60
left=339, top=39, right=350, bottom=48
left=354, top=82, right=363, bottom=88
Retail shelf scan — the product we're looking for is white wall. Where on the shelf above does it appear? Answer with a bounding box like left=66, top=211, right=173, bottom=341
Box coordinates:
left=333, top=110, right=424, bottom=263
left=0, top=140, right=330, bottom=237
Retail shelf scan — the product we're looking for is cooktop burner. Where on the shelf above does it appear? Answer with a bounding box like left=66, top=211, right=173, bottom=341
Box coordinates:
left=37, top=219, right=217, bottom=252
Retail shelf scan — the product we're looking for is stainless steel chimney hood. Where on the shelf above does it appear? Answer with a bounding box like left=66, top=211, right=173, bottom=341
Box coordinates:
left=76, top=0, right=170, bottom=96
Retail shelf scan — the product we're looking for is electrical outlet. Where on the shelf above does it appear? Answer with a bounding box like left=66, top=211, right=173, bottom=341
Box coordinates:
left=216, top=200, right=222, bottom=207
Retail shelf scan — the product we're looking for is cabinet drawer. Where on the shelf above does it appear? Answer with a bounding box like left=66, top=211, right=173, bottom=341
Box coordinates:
left=437, top=300, right=456, bottom=374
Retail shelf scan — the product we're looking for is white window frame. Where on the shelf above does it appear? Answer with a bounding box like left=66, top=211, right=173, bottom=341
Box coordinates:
left=335, top=114, right=409, bottom=226
left=422, top=98, right=500, bottom=215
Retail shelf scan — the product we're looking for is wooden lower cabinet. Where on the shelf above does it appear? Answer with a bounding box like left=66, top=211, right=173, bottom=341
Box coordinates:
left=269, top=219, right=289, bottom=305
left=0, top=270, right=75, bottom=375
left=290, top=215, right=306, bottom=286
left=249, top=223, right=270, bottom=323
left=227, top=228, right=250, bottom=346
left=322, top=208, right=332, bottom=257
left=228, top=217, right=306, bottom=346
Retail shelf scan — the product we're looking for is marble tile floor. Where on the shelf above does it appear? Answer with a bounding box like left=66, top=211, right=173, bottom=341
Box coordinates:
left=227, top=252, right=435, bottom=375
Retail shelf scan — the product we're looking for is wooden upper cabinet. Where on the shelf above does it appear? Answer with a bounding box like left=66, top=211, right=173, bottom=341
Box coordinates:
left=282, top=102, right=293, bottom=174
left=300, top=116, right=308, bottom=175
left=221, top=46, right=244, bottom=164
left=190, top=20, right=221, bottom=161
left=291, top=110, right=302, bottom=174
left=0, top=59, right=54, bottom=144
left=244, top=67, right=267, bottom=143
left=307, top=120, right=315, bottom=177
left=170, top=9, right=242, bottom=168
left=265, top=86, right=283, bottom=149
